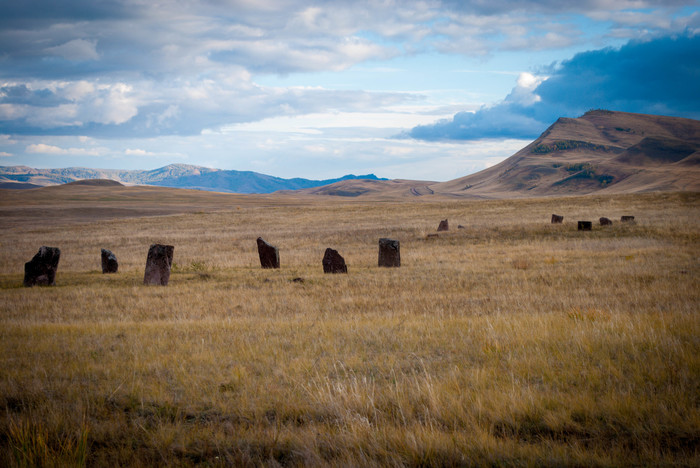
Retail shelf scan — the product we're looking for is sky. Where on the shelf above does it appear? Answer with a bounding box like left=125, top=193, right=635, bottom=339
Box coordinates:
left=1, top=1, right=699, bottom=181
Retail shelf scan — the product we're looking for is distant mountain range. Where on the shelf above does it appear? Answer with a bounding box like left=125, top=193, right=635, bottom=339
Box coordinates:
left=3, top=110, right=698, bottom=197
left=0, top=164, right=386, bottom=193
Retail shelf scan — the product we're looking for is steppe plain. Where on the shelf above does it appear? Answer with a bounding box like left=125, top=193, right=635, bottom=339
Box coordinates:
left=0, top=184, right=698, bottom=466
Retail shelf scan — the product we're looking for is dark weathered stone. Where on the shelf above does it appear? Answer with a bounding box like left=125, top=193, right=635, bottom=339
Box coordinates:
left=143, top=244, right=174, bottom=286
left=101, top=248, right=118, bottom=273
left=378, top=238, right=400, bottom=267
left=257, top=237, right=280, bottom=269
left=621, top=215, right=635, bottom=223
left=578, top=221, right=592, bottom=231
left=23, top=246, right=60, bottom=287
left=437, top=219, right=449, bottom=231
left=551, top=214, right=564, bottom=224
left=457, top=225, right=465, bottom=229
left=599, top=217, right=613, bottom=226
left=322, top=248, right=347, bottom=274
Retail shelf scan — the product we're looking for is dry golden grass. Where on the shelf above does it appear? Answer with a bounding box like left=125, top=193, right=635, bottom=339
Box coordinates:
left=0, top=189, right=698, bottom=466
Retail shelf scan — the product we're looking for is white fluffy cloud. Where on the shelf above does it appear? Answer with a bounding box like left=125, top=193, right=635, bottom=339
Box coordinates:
left=25, top=143, right=104, bottom=156
left=0, top=81, right=138, bottom=130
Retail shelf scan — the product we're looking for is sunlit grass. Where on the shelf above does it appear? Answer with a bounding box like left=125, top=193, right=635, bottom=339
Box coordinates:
left=0, top=191, right=698, bottom=466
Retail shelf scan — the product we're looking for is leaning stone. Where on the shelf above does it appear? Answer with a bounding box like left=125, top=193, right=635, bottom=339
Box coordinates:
left=551, top=214, right=564, bottom=224
left=577, top=221, right=592, bottom=231
left=24, top=246, right=60, bottom=287
left=101, top=248, right=118, bottom=273
left=322, top=248, right=347, bottom=274
left=621, top=216, right=635, bottom=223
left=378, top=238, right=400, bottom=267
left=143, top=244, right=174, bottom=286
left=599, top=217, right=613, bottom=226
left=257, top=237, right=280, bottom=269
left=437, top=219, right=449, bottom=231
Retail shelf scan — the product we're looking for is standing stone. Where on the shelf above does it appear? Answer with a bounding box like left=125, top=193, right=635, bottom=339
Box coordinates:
left=143, top=244, right=174, bottom=286
left=101, top=249, right=119, bottom=273
left=599, top=217, right=613, bottom=226
left=621, top=216, right=635, bottom=223
left=437, top=219, right=449, bottom=231
left=551, top=214, right=564, bottom=224
left=23, top=246, right=60, bottom=287
left=322, top=248, right=347, bottom=274
left=578, top=221, right=592, bottom=231
left=378, top=238, right=400, bottom=267
left=257, top=237, right=280, bottom=269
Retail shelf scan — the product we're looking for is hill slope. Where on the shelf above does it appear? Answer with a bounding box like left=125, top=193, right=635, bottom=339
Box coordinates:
left=0, top=164, right=385, bottom=194
left=431, top=110, right=700, bottom=197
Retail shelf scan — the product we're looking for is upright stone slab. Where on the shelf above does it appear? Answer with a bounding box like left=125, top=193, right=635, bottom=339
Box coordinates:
left=378, top=238, right=400, bottom=267
left=599, top=217, right=613, bottom=226
left=23, top=246, right=60, bottom=287
left=437, top=219, right=449, bottom=231
left=578, top=221, right=592, bottom=231
left=621, top=216, right=635, bottom=223
left=143, top=244, right=174, bottom=286
left=101, top=248, right=119, bottom=273
left=257, top=237, right=280, bottom=269
left=551, top=214, right=564, bottom=224
left=322, top=248, right=347, bottom=274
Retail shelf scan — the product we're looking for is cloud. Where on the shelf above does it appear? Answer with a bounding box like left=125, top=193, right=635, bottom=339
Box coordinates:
left=0, top=151, right=12, bottom=157
left=0, top=1, right=697, bottom=141
left=45, top=39, right=100, bottom=61
left=25, top=143, right=103, bottom=156
left=25, top=143, right=66, bottom=154
left=408, top=33, right=700, bottom=141
left=124, top=148, right=187, bottom=159
left=0, top=76, right=416, bottom=137
left=0, top=1, right=694, bottom=80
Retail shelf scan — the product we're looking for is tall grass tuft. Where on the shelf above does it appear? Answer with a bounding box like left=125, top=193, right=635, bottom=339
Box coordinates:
left=8, top=419, right=89, bottom=468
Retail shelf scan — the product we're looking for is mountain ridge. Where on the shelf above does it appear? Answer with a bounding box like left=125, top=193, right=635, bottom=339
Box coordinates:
left=0, top=164, right=385, bottom=194
left=429, top=110, right=700, bottom=197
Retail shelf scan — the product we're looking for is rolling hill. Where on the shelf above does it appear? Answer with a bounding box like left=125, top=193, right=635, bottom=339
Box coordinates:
left=431, top=110, right=700, bottom=197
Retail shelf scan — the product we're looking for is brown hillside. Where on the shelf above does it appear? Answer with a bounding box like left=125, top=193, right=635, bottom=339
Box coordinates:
left=64, top=179, right=125, bottom=187
left=285, top=178, right=441, bottom=199
left=431, top=110, right=700, bottom=197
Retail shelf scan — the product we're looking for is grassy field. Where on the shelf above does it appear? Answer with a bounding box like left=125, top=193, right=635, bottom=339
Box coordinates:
left=0, top=189, right=698, bottom=466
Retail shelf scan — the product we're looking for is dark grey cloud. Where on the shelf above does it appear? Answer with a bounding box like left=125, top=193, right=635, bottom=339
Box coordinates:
left=440, top=0, right=696, bottom=15
left=0, top=85, right=70, bottom=108
left=0, top=0, right=134, bottom=27
left=408, top=33, right=700, bottom=141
